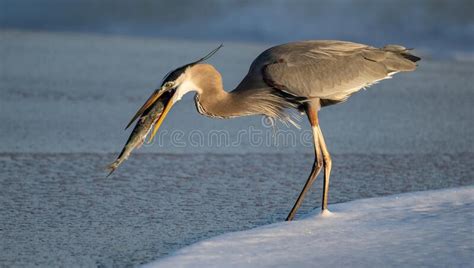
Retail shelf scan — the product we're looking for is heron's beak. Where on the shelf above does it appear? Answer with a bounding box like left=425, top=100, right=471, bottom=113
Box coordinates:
left=125, top=87, right=171, bottom=129
left=147, top=90, right=178, bottom=143
left=125, top=84, right=179, bottom=144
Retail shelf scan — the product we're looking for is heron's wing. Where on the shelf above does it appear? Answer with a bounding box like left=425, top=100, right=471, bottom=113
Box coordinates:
left=261, top=41, right=418, bottom=103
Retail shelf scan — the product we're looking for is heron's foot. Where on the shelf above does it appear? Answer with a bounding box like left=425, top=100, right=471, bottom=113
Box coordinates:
left=320, top=208, right=333, bottom=217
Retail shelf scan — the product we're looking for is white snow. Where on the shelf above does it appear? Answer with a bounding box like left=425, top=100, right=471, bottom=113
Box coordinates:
left=144, top=186, right=473, bottom=268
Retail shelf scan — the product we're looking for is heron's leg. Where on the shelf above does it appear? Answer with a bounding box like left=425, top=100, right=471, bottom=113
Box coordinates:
left=317, top=127, right=332, bottom=211
left=286, top=105, right=323, bottom=221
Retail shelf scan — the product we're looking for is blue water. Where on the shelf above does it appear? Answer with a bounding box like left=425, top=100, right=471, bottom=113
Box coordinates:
left=1, top=0, right=473, bottom=57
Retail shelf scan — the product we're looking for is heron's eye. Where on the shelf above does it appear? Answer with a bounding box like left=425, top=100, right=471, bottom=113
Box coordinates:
left=164, top=81, right=175, bottom=88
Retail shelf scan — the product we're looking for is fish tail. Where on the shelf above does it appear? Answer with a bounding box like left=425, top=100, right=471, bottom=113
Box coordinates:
left=106, top=146, right=130, bottom=177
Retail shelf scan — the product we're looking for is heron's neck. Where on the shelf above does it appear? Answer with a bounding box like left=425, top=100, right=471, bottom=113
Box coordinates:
left=191, top=64, right=256, bottom=118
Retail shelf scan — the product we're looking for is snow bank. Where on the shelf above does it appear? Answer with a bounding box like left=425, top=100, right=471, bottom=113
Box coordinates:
left=145, top=186, right=473, bottom=268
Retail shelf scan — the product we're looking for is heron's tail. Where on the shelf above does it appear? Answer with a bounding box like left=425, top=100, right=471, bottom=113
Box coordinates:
left=400, top=52, right=421, bottom=63
left=380, top=45, right=421, bottom=72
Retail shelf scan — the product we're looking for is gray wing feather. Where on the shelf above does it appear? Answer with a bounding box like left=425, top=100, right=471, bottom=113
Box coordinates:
left=258, top=40, right=418, bottom=103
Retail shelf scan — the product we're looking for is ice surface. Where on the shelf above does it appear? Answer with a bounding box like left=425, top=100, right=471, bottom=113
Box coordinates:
left=145, top=187, right=473, bottom=268
left=1, top=153, right=473, bottom=267
left=1, top=30, right=474, bottom=154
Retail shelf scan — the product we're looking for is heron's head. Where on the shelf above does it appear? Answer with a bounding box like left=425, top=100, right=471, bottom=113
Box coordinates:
left=127, top=44, right=223, bottom=142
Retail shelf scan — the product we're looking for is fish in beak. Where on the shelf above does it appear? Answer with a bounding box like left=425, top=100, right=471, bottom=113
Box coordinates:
left=107, top=77, right=189, bottom=177
left=125, top=81, right=177, bottom=143
left=142, top=85, right=178, bottom=144
left=107, top=84, right=175, bottom=177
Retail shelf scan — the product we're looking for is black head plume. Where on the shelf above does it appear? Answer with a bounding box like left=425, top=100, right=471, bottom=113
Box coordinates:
left=160, top=44, right=223, bottom=86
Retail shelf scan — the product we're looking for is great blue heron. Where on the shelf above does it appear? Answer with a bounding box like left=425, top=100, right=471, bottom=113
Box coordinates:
left=109, top=40, right=420, bottom=221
